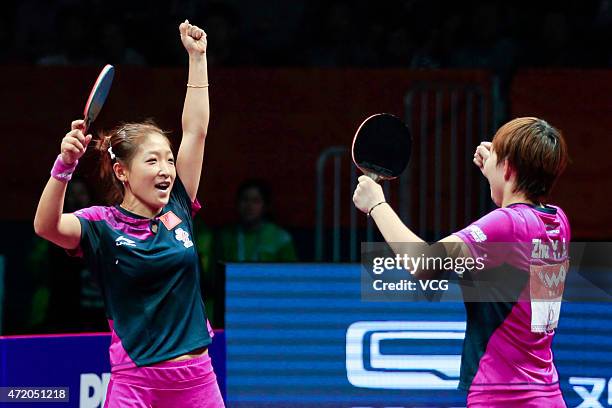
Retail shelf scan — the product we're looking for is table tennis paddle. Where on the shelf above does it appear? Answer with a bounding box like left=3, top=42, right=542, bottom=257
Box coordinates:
left=83, top=64, right=114, bottom=132
left=352, top=113, right=412, bottom=182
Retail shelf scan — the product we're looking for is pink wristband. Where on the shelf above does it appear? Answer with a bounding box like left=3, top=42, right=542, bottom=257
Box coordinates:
left=50, top=154, right=78, bottom=182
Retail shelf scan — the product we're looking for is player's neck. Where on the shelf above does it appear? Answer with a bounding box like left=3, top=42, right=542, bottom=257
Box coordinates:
left=120, top=196, right=162, bottom=219
left=501, top=191, right=536, bottom=208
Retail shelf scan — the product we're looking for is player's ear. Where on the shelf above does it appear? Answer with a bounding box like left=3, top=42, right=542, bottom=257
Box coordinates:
left=113, top=162, right=128, bottom=183
left=503, top=159, right=513, bottom=182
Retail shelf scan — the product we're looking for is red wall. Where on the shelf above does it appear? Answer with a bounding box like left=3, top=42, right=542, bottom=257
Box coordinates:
left=1, top=66, right=607, bottom=239
left=511, top=70, right=612, bottom=239
left=2, top=66, right=490, bottom=228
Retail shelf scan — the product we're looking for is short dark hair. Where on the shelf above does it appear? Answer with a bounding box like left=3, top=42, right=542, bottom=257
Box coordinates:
left=492, top=117, right=568, bottom=203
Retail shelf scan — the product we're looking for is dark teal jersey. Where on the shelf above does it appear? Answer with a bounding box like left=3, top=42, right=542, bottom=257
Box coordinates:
left=71, top=178, right=212, bottom=369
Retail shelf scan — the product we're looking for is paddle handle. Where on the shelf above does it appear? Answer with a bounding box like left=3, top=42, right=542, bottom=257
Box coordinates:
left=364, top=171, right=381, bottom=183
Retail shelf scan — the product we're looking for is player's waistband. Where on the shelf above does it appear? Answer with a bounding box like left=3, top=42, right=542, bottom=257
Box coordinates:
left=110, top=352, right=215, bottom=388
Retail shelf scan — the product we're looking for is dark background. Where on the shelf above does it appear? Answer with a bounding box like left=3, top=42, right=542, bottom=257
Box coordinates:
left=3, top=0, right=612, bottom=70
left=1, top=0, right=611, bottom=334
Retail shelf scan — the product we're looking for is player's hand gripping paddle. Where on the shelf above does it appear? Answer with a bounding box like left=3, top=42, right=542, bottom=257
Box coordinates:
left=351, top=113, right=412, bottom=182
left=83, top=64, right=114, bottom=132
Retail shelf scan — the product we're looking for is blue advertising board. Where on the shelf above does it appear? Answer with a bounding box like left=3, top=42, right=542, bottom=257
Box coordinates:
left=225, top=263, right=612, bottom=407
left=2, top=263, right=611, bottom=407
left=0, top=330, right=226, bottom=407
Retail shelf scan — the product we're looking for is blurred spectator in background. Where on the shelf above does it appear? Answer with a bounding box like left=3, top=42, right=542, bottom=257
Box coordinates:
left=195, top=179, right=297, bottom=327
left=219, top=179, right=297, bottom=263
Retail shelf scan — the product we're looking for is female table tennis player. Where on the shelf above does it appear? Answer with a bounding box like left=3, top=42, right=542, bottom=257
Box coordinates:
left=353, top=118, right=569, bottom=407
left=33, top=20, right=224, bottom=407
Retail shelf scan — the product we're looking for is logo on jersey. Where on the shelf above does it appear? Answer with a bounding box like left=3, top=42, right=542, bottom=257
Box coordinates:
left=159, top=211, right=182, bottom=230
left=175, top=228, right=193, bottom=248
left=529, top=260, right=568, bottom=332
left=115, top=236, right=137, bottom=247
left=468, top=225, right=487, bottom=242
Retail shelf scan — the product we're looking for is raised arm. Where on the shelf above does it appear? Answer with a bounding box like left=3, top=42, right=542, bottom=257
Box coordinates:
left=34, top=120, right=92, bottom=249
left=353, top=175, right=470, bottom=280
left=177, top=20, right=209, bottom=201
left=354, top=137, right=490, bottom=243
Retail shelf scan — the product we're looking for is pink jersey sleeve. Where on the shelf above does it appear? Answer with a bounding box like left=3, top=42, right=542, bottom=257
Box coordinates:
left=453, top=208, right=519, bottom=270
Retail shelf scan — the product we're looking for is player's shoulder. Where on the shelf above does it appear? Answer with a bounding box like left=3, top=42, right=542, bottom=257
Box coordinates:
left=73, top=205, right=113, bottom=222
left=501, top=203, right=571, bottom=242
left=477, top=207, right=518, bottom=230
left=506, top=202, right=568, bottom=225
left=454, top=207, right=517, bottom=244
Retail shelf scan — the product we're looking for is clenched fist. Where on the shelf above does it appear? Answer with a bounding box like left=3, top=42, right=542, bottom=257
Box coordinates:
left=353, top=175, right=386, bottom=214
left=60, top=119, right=92, bottom=165
left=179, top=19, right=207, bottom=55
left=473, top=141, right=491, bottom=174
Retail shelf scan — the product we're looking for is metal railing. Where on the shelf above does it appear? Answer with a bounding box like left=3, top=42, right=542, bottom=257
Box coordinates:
left=315, top=80, right=499, bottom=262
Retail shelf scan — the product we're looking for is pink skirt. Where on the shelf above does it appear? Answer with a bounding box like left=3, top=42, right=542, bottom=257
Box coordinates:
left=104, top=352, right=224, bottom=408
